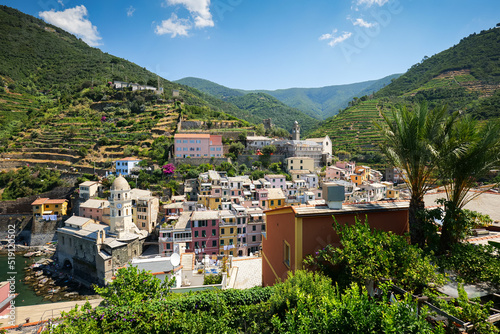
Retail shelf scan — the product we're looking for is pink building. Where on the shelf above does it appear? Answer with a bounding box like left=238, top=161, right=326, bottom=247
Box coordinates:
left=265, top=174, right=286, bottom=190
left=335, top=161, right=355, bottom=175
left=325, top=166, right=347, bottom=180
left=0, top=281, right=15, bottom=316
left=191, top=211, right=220, bottom=258
left=79, top=199, right=110, bottom=224
left=174, top=133, right=223, bottom=158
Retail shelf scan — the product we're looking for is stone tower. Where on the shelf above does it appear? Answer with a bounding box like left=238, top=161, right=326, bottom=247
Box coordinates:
left=109, top=175, right=134, bottom=238
left=292, top=121, right=300, bottom=141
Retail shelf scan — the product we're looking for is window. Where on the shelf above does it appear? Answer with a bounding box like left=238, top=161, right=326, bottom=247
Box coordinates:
left=195, top=241, right=199, bottom=249
left=262, top=201, right=265, bottom=207
left=196, top=140, right=201, bottom=144
left=262, top=224, right=266, bottom=231
left=252, top=225, right=256, bottom=231
left=202, top=230, right=206, bottom=237
left=212, top=229, right=216, bottom=236
left=278, top=200, right=282, bottom=205
left=252, top=235, right=256, bottom=242
left=176, top=139, right=181, bottom=143
left=237, top=228, right=241, bottom=234
left=221, top=228, right=225, bottom=235
left=183, top=140, right=188, bottom=143
left=190, top=140, right=195, bottom=143
left=166, top=243, right=171, bottom=250
left=194, top=231, right=199, bottom=238
left=212, top=220, right=216, bottom=226
left=212, top=240, right=217, bottom=247
left=243, top=237, right=246, bottom=243
left=230, top=228, right=234, bottom=234
left=284, top=241, right=291, bottom=267
left=220, top=239, right=224, bottom=245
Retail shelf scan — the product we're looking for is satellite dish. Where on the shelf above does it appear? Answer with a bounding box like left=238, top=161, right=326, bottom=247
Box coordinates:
left=170, top=253, right=180, bottom=267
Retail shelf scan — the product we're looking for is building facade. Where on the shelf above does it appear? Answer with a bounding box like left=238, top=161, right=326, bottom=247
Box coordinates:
left=174, top=133, right=223, bottom=158
left=115, top=158, right=142, bottom=176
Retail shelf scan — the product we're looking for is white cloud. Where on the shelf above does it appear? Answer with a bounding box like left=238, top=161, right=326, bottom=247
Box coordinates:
left=39, top=5, right=102, bottom=46
left=352, top=18, right=377, bottom=28
left=166, top=0, right=214, bottom=28
left=356, top=0, right=389, bottom=7
left=127, top=6, right=136, bottom=17
left=319, top=30, right=352, bottom=47
left=319, top=29, right=337, bottom=41
left=155, top=13, right=192, bottom=37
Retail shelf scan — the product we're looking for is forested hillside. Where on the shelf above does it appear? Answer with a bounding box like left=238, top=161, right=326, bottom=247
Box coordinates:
left=0, top=6, right=258, bottom=169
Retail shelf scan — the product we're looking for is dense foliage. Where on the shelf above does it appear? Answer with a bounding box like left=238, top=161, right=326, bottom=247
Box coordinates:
left=226, top=93, right=320, bottom=134
left=47, top=270, right=443, bottom=334
left=0, top=166, right=64, bottom=200
left=304, top=219, right=446, bottom=293
left=437, top=243, right=500, bottom=288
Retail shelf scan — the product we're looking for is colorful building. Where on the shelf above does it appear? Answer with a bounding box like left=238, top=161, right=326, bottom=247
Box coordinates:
left=174, top=133, right=223, bottom=158
left=285, top=157, right=315, bottom=173
left=115, top=157, right=142, bottom=176
left=191, top=211, right=220, bottom=258
left=79, top=199, right=110, bottom=224
left=265, top=174, right=287, bottom=190
left=32, top=198, right=68, bottom=218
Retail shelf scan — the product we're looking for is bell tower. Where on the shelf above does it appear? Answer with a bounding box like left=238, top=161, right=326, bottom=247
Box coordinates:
left=109, top=175, right=134, bottom=237
left=292, top=121, right=300, bottom=141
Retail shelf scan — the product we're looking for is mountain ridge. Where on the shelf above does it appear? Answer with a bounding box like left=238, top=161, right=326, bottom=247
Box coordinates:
left=175, top=74, right=400, bottom=120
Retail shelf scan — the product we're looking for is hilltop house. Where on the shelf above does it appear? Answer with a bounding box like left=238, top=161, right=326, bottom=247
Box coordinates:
left=115, top=157, right=142, bottom=176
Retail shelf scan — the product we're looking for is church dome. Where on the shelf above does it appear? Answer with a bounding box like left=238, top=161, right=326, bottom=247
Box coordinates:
left=111, top=175, right=130, bottom=191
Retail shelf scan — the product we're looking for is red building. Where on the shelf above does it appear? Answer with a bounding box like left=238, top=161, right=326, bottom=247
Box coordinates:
left=262, top=200, right=409, bottom=287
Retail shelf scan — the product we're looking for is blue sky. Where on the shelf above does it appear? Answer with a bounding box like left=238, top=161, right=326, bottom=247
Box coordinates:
left=2, top=0, right=500, bottom=90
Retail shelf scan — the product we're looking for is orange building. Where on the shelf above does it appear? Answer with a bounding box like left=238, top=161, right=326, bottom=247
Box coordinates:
left=262, top=200, right=409, bottom=287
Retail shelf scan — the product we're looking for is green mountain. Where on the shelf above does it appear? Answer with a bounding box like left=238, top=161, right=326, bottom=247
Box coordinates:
left=176, top=74, right=400, bottom=120
left=0, top=5, right=259, bottom=169
left=175, top=79, right=320, bottom=133
left=309, top=26, right=500, bottom=165
left=253, top=74, right=400, bottom=120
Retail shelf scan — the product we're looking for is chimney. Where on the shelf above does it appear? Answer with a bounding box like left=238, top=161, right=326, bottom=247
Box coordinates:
left=322, top=183, right=345, bottom=209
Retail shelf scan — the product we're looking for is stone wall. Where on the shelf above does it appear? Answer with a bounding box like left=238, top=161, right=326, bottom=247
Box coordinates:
left=173, top=157, right=230, bottom=166
left=237, top=154, right=286, bottom=167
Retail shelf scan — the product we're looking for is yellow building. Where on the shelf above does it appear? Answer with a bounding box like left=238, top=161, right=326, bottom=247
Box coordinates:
left=267, top=188, right=286, bottom=210
left=386, top=189, right=400, bottom=199
left=32, top=198, right=68, bottom=218
left=219, top=210, right=237, bottom=256
left=285, top=157, right=315, bottom=173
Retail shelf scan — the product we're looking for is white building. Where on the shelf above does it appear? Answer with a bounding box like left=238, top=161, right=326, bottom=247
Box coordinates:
left=115, top=158, right=142, bottom=176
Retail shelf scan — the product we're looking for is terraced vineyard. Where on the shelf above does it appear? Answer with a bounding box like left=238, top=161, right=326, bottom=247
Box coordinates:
left=307, top=100, right=389, bottom=156
left=2, top=97, right=180, bottom=169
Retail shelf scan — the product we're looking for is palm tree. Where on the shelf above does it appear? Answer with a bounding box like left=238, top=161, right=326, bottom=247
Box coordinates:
left=376, top=102, right=458, bottom=247
left=437, top=117, right=500, bottom=250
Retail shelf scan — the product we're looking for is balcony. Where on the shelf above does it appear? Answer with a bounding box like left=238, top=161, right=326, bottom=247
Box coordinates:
left=173, top=236, right=192, bottom=242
